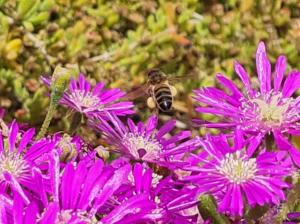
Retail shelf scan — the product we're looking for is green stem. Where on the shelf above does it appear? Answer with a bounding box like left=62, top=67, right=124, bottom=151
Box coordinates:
left=69, top=112, right=82, bottom=135
left=36, top=66, right=72, bottom=139
left=36, top=94, right=59, bottom=140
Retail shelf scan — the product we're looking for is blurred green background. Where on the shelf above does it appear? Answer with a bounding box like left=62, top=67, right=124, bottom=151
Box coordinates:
left=1, top=0, right=300, bottom=129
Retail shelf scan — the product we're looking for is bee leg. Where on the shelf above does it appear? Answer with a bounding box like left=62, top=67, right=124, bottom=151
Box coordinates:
left=170, top=85, right=177, bottom=96
left=147, top=97, right=156, bottom=109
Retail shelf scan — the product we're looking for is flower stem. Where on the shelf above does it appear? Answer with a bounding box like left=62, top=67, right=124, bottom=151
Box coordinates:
left=36, top=66, right=72, bottom=139
left=69, top=112, right=82, bottom=135
left=36, top=94, right=59, bottom=140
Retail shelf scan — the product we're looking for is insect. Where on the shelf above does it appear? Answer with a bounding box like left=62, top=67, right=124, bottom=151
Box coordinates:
left=126, top=69, right=192, bottom=113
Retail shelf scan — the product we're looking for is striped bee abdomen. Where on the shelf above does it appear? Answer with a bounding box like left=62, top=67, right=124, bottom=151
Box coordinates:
left=154, top=84, right=173, bottom=112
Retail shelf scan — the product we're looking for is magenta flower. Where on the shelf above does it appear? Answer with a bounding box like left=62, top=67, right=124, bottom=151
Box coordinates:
left=0, top=192, right=39, bottom=223
left=114, top=163, right=199, bottom=224
left=194, top=42, right=300, bottom=166
left=43, top=73, right=134, bottom=118
left=93, top=112, right=198, bottom=166
left=0, top=120, right=55, bottom=205
left=38, top=152, right=155, bottom=224
left=184, top=131, right=292, bottom=217
left=283, top=212, right=300, bottom=224
left=133, top=163, right=199, bottom=224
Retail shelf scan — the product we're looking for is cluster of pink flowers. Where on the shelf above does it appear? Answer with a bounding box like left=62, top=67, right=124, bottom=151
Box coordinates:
left=1, top=42, right=300, bottom=223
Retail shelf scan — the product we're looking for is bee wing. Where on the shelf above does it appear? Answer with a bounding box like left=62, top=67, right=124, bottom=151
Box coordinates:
left=124, top=83, right=149, bottom=100
left=168, top=73, right=200, bottom=84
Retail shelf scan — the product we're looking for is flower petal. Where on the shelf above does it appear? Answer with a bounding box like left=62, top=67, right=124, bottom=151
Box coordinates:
left=282, top=71, right=300, bottom=97
left=256, top=42, right=271, bottom=94
left=234, top=61, right=253, bottom=94
left=274, top=55, right=286, bottom=92
left=8, top=120, right=18, bottom=151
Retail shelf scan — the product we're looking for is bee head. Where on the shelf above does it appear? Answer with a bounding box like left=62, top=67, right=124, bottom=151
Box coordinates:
left=147, top=69, right=167, bottom=85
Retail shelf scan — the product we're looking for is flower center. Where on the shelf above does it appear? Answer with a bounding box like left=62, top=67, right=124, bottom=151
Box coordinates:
left=240, top=92, right=297, bottom=131
left=217, top=152, right=257, bottom=184
left=0, top=152, right=29, bottom=180
left=122, top=133, right=162, bottom=160
left=70, top=90, right=100, bottom=108
left=252, top=93, right=290, bottom=127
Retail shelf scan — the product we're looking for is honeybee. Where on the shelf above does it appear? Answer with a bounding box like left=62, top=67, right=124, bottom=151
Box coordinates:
left=125, top=69, right=195, bottom=113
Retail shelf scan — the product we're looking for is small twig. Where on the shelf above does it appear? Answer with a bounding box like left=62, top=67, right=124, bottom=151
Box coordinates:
left=25, top=32, right=54, bottom=69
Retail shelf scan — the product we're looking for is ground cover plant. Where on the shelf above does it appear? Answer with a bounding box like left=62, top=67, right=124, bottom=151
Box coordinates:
left=2, top=1, right=300, bottom=224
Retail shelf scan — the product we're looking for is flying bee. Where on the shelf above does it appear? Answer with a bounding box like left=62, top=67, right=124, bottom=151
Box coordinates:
left=126, top=69, right=194, bottom=113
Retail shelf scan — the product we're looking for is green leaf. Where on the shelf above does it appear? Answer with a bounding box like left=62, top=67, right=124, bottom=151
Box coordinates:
left=22, top=21, right=34, bottom=31
left=39, top=0, right=55, bottom=11
left=17, top=0, right=40, bottom=20
left=0, top=0, right=7, bottom=8
left=198, top=195, right=230, bottom=224
left=245, top=205, right=269, bottom=221
left=0, top=12, right=9, bottom=34
left=13, top=78, right=29, bottom=101
left=27, top=11, right=49, bottom=25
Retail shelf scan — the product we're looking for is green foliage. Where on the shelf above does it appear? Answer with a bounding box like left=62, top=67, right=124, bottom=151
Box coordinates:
left=198, top=195, right=230, bottom=224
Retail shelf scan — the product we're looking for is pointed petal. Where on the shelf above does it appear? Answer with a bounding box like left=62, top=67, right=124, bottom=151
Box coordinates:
left=77, top=159, right=104, bottom=209
left=32, top=168, right=48, bottom=207
left=61, top=163, right=75, bottom=209
left=234, top=61, right=254, bottom=96
left=133, top=163, right=143, bottom=194
left=145, top=115, right=158, bottom=134
left=49, top=151, right=60, bottom=202
left=78, top=73, right=86, bottom=90
left=24, top=202, right=38, bottom=224
left=0, top=202, right=8, bottom=224
left=282, top=71, right=300, bottom=97
left=216, top=73, right=243, bottom=98
left=256, top=42, right=271, bottom=94
left=90, top=164, right=131, bottom=215
left=4, top=172, right=30, bottom=205
left=13, top=191, right=24, bottom=224
left=18, top=128, right=35, bottom=153
left=9, top=120, right=18, bottom=151
left=143, top=168, right=152, bottom=193
left=70, top=160, right=88, bottom=208
left=233, top=126, right=244, bottom=150
left=246, top=133, right=264, bottom=157
left=274, top=55, right=286, bottom=92
left=101, top=194, right=155, bottom=224
left=218, top=185, right=233, bottom=214
left=157, top=120, right=176, bottom=138
left=274, top=132, right=300, bottom=166
left=39, top=202, right=59, bottom=224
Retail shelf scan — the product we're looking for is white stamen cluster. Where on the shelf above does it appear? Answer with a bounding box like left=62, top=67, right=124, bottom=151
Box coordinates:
left=240, top=92, right=298, bottom=131
left=70, top=90, right=100, bottom=108
left=217, top=152, right=257, bottom=184
left=253, top=93, right=290, bottom=127
left=122, top=133, right=162, bottom=159
left=0, top=152, right=29, bottom=180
